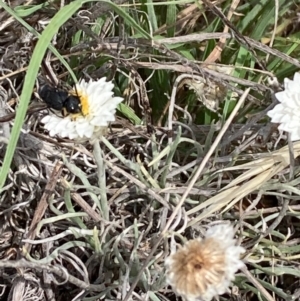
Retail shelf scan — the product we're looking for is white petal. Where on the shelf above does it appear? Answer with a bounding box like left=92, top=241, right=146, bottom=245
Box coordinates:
left=41, top=77, right=124, bottom=141
left=268, top=72, right=300, bottom=141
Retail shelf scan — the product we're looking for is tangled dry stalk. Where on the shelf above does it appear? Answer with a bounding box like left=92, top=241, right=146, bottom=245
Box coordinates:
left=1, top=1, right=300, bottom=301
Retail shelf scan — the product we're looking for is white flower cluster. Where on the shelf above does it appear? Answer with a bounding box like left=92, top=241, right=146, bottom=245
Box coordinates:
left=41, top=78, right=123, bottom=141
left=268, top=72, right=300, bottom=141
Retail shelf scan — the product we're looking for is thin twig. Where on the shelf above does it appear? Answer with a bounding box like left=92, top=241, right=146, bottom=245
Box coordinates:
left=241, top=266, right=275, bottom=301
left=71, top=193, right=102, bottom=222
left=23, top=161, right=63, bottom=254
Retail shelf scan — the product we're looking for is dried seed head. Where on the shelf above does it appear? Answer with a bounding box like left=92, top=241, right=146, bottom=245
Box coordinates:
left=165, top=224, right=245, bottom=301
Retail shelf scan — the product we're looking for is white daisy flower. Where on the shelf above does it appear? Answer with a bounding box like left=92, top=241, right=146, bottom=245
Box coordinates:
left=267, top=72, right=300, bottom=141
left=165, top=223, right=245, bottom=301
left=41, top=78, right=123, bottom=142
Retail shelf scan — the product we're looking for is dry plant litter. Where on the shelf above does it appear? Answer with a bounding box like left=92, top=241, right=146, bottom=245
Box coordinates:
left=0, top=0, right=300, bottom=301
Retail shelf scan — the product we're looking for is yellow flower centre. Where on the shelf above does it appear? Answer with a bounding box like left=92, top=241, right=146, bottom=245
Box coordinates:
left=69, top=88, right=90, bottom=118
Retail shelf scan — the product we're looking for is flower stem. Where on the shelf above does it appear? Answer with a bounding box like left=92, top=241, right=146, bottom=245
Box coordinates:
left=92, top=139, right=109, bottom=221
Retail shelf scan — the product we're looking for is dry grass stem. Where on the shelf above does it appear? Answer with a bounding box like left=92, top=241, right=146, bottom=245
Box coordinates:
left=1, top=2, right=300, bottom=300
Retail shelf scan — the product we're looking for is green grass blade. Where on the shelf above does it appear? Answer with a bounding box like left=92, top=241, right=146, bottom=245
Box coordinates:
left=0, top=0, right=84, bottom=191
left=146, top=0, right=158, bottom=31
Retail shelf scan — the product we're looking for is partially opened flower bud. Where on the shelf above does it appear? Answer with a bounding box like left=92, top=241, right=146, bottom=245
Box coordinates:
left=165, top=224, right=245, bottom=301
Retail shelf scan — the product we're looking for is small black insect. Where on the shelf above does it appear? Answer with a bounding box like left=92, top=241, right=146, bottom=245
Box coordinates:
left=38, top=84, right=82, bottom=116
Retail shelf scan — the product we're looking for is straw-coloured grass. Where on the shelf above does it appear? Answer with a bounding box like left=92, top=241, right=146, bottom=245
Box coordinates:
left=1, top=1, right=300, bottom=300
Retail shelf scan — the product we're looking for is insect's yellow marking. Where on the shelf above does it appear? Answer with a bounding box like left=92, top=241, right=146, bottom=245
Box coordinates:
left=79, top=93, right=89, bottom=116
left=69, top=88, right=90, bottom=117
left=63, top=108, right=80, bottom=121
left=62, top=107, right=68, bottom=117
left=70, top=113, right=82, bottom=121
